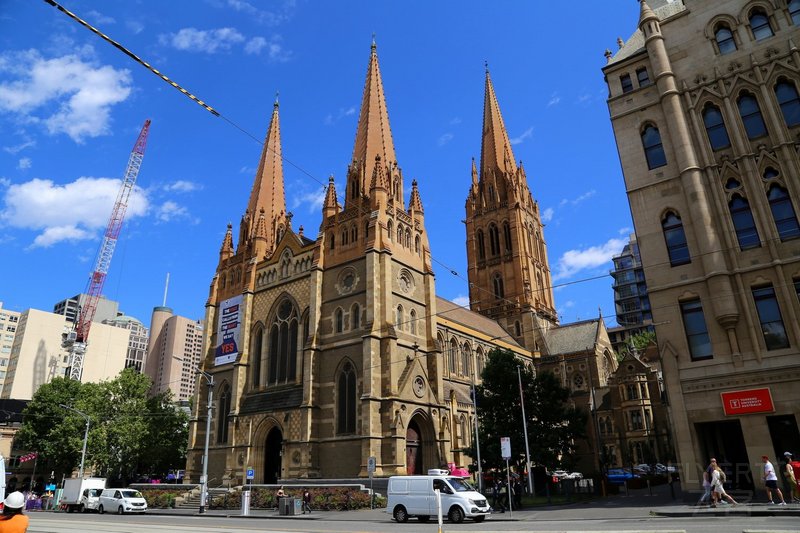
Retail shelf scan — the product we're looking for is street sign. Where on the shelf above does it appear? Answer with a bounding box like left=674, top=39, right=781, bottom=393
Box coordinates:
left=500, top=437, right=511, bottom=460
left=367, top=456, right=376, bottom=474
left=246, top=467, right=254, bottom=480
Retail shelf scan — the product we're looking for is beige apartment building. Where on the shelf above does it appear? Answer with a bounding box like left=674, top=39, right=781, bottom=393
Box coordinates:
left=1, top=308, right=129, bottom=400
left=145, top=306, right=203, bottom=403
left=0, top=302, right=21, bottom=390
left=604, top=0, right=800, bottom=493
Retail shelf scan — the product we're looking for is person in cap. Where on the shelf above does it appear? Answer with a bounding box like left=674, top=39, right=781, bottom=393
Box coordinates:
left=784, top=452, right=800, bottom=503
left=0, top=491, right=29, bottom=532
left=762, top=455, right=787, bottom=505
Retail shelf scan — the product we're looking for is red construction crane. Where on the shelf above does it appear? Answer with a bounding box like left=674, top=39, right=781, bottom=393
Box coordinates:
left=63, top=119, right=152, bottom=380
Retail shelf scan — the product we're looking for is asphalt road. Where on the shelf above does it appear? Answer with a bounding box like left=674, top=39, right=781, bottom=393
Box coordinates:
left=25, top=512, right=800, bottom=533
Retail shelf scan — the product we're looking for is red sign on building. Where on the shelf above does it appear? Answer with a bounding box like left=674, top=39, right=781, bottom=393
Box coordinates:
left=721, top=388, right=774, bottom=416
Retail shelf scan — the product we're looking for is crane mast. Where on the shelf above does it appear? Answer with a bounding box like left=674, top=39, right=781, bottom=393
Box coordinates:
left=64, top=119, right=151, bottom=380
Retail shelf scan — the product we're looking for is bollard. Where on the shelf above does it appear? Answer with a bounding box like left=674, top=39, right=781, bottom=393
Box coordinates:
left=241, top=489, right=251, bottom=516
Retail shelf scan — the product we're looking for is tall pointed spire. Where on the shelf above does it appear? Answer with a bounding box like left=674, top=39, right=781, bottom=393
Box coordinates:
left=322, top=175, right=340, bottom=219
left=219, top=223, right=234, bottom=261
left=480, top=67, right=517, bottom=178
left=351, top=40, right=397, bottom=187
left=246, top=98, right=286, bottom=253
left=409, top=179, right=423, bottom=214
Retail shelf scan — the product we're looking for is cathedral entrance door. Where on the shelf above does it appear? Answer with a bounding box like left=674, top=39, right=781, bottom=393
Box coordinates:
left=406, top=420, right=422, bottom=475
left=264, top=427, right=283, bottom=484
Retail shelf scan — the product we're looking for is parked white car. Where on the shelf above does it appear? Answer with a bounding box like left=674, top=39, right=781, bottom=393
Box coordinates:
left=549, top=470, right=570, bottom=480
left=386, top=475, right=490, bottom=523
left=565, top=472, right=583, bottom=480
left=97, top=488, right=148, bottom=514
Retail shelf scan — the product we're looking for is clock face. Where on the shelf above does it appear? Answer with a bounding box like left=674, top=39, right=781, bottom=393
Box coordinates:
left=413, top=376, right=425, bottom=397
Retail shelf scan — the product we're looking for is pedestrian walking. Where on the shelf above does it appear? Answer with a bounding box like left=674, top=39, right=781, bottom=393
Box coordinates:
left=0, top=491, right=30, bottom=533
left=762, top=455, right=787, bottom=505
left=710, top=463, right=736, bottom=507
left=783, top=452, right=800, bottom=503
left=491, top=481, right=505, bottom=513
left=697, top=458, right=717, bottom=506
left=302, top=487, right=312, bottom=514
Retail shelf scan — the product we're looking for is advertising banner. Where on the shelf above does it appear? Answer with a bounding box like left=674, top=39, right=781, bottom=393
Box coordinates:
left=214, top=295, right=243, bottom=366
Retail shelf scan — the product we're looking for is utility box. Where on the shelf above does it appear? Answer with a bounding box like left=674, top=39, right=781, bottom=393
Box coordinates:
left=279, top=497, right=301, bottom=515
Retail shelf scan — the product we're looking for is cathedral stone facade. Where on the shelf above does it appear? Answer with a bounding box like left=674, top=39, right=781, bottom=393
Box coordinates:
left=185, top=43, right=615, bottom=485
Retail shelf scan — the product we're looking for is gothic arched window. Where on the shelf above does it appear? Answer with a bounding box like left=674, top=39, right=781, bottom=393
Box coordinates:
left=415, top=235, right=420, bottom=255
left=351, top=304, right=361, bottom=330
left=641, top=124, right=667, bottom=169
left=492, top=273, right=504, bottom=300
left=715, top=24, right=737, bottom=54
left=449, top=339, right=458, bottom=374
left=749, top=8, right=773, bottom=40
left=488, top=224, right=500, bottom=256
left=729, top=194, right=760, bottom=249
left=791, top=0, right=800, bottom=25
left=217, top=383, right=231, bottom=443
left=461, top=343, right=472, bottom=377
left=703, top=104, right=731, bottom=150
left=662, top=211, right=690, bottom=266
left=503, top=221, right=512, bottom=253
left=395, top=305, right=403, bottom=330
left=738, top=93, right=768, bottom=139
left=476, top=230, right=486, bottom=260
left=387, top=220, right=393, bottom=241
left=409, top=309, right=417, bottom=335
left=351, top=224, right=358, bottom=243
left=775, top=81, right=800, bottom=128
left=397, top=224, right=403, bottom=244
left=767, top=184, right=800, bottom=240
left=335, top=308, right=344, bottom=333
left=337, top=362, right=357, bottom=434
left=476, top=348, right=485, bottom=377
left=251, top=326, right=264, bottom=387
left=267, top=299, right=299, bottom=385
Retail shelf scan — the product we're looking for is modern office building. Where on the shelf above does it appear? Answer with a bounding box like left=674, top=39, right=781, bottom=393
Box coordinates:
left=144, top=306, right=203, bottom=402
left=1, top=308, right=129, bottom=400
left=53, top=294, right=119, bottom=325
left=103, top=314, right=149, bottom=373
left=604, top=0, right=800, bottom=491
left=0, top=302, right=21, bottom=391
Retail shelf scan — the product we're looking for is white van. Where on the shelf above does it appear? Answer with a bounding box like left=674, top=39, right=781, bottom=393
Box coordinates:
left=97, top=488, right=148, bottom=514
left=386, top=475, right=490, bottom=523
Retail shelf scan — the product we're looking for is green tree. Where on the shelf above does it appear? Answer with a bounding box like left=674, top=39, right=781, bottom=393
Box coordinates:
left=617, top=330, right=657, bottom=360
left=138, top=390, right=189, bottom=479
left=468, top=349, right=587, bottom=474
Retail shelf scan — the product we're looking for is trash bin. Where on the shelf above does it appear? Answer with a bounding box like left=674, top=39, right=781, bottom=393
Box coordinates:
left=279, top=497, right=300, bottom=515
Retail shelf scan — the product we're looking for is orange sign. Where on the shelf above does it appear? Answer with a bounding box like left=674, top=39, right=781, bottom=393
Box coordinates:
left=721, top=388, right=774, bottom=415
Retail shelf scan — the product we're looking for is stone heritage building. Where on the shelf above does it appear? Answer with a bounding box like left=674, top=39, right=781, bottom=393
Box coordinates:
left=185, top=43, right=618, bottom=485
left=604, top=0, right=800, bottom=491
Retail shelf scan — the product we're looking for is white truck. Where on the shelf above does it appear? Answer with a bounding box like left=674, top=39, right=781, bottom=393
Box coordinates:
left=60, top=478, right=107, bottom=513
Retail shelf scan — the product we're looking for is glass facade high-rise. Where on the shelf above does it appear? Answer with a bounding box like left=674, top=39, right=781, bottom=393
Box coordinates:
left=608, top=234, right=653, bottom=355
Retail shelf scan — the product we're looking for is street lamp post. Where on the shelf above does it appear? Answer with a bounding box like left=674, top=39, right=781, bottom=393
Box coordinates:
left=59, top=404, right=89, bottom=479
left=197, top=369, right=214, bottom=514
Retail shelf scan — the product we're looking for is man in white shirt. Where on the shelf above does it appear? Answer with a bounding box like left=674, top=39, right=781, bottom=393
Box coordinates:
left=762, top=455, right=786, bottom=505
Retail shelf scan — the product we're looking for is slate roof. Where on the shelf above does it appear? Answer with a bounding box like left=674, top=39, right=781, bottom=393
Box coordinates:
left=443, top=381, right=473, bottom=405
left=608, top=0, right=687, bottom=66
left=543, top=319, right=600, bottom=356
left=435, top=297, right=522, bottom=349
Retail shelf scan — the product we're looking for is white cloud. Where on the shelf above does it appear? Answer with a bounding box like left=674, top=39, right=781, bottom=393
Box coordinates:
left=547, top=93, right=561, bottom=107
left=0, top=50, right=132, bottom=142
left=0, top=177, right=149, bottom=247
left=163, top=27, right=245, bottom=53
left=618, top=226, right=632, bottom=235
left=324, top=106, right=356, bottom=126
left=452, top=295, right=470, bottom=308
left=155, top=201, right=190, bottom=222
left=510, top=126, right=533, bottom=145
left=291, top=187, right=327, bottom=213
left=571, top=189, right=596, bottom=205
left=553, top=237, right=627, bottom=281
left=541, top=207, right=554, bottom=223
left=263, top=37, right=292, bottom=62
left=245, top=36, right=268, bottom=55
left=449, top=117, right=462, bottom=125
left=126, top=20, right=144, bottom=34
left=225, top=0, right=294, bottom=26
left=17, top=158, right=31, bottom=170
left=86, top=10, right=116, bottom=25
left=3, top=140, right=35, bottom=154
left=438, top=133, right=454, bottom=146
left=239, top=166, right=255, bottom=175
left=164, top=180, right=202, bottom=192
left=577, top=93, right=592, bottom=104
left=0, top=177, right=10, bottom=188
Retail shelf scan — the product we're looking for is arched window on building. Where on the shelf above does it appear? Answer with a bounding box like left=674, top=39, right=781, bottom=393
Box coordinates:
left=767, top=183, right=800, bottom=240
left=738, top=93, right=768, bottom=139
left=267, top=299, right=299, bottom=385
left=351, top=304, right=361, bottom=330
left=715, top=24, right=737, bottom=54
left=251, top=326, right=264, bottom=387
left=415, top=235, right=421, bottom=255
left=641, top=124, right=667, bottom=169
left=351, top=224, right=358, bottom=243
left=217, top=383, right=231, bottom=443
left=775, top=80, right=800, bottom=128
left=503, top=221, right=512, bottom=253
left=409, top=309, right=417, bottom=335
left=329, top=233, right=335, bottom=250
left=476, top=347, right=485, bottom=377
left=703, top=104, right=731, bottom=150
left=662, top=211, right=691, bottom=266
left=341, top=228, right=348, bottom=246
left=337, top=362, right=357, bottom=434
left=387, top=220, right=393, bottom=241
left=396, top=305, right=403, bottom=330
left=749, top=8, right=773, bottom=40
left=728, top=193, right=760, bottom=249
left=461, top=343, right=472, bottom=377
left=460, top=416, right=469, bottom=447
left=476, top=230, right=486, bottom=260
left=335, top=308, right=344, bottom=333
left=397, top=224, right=403, bottom=244
left=790, top=0, right=800, bottom=25
left=492, top=273, right=504, bottom=300
left=488, top=224, right=500, bottom=256
left=449, top=338, right=458, bottom=374
left=514, top=321, right=521, bottom=337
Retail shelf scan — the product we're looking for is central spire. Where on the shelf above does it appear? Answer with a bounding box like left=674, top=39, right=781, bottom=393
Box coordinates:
left=351, top=40, right=397, bottom=189
left=480, top=67, right=517, bottom=179
left=247, top=98, right=286, bottom=255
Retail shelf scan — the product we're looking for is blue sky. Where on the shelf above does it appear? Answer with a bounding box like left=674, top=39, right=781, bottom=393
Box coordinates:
left=0, top=0, right=639, bottom=330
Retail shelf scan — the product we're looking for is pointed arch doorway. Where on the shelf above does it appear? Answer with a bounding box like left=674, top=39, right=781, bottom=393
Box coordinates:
left=264, top=427, right=283, bottom=484
left=406, top=419, right=425, bottom=475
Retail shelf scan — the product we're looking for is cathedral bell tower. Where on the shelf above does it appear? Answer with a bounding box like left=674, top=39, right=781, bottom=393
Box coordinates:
left=464, top=67, right=557, bottom=351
